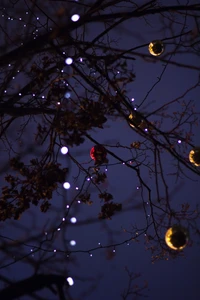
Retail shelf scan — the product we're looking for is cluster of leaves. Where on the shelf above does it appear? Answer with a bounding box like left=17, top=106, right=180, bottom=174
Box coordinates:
left=54, top=99, right=108, bottom=147
left=98, top=192, right=122, bottom=220
left=0, top=157, right=68, bottom=220
left=98, top=202, right=122, bottom=220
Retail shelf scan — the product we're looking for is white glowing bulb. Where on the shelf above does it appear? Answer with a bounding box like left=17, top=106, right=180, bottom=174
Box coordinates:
left=70, top=240, right=76, bottom=246
left=65, top=92, right=71, bottom=98
left=65, top=57, right=73, bottom=65
left=66, top=277, right=74, bottom=286
left=61, top=146, right=68, bottom=154
left=71, top=14, right=80, bottom=22
left=70, top=217, right=77, bottom=224
left=63, top=182, right=71, bottom=189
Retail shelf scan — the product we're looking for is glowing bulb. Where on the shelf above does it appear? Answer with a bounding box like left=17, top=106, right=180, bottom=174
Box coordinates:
left=70, top=217, right=77, bottom=224
left=61, top=146, right=69, bottom=154
left=65, top=57, right=73, bottom=65
left=71, top=14, right=80, bottom=22
left=70, top=240, right=76, bottom=246
left=65, top=92, right=71, bottom=98
left=66, top=277, right=74, bottom=286
left=63, top=182, right=71, bottom=189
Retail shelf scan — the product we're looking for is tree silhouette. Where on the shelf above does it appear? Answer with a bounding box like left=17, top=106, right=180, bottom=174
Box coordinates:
left=0, top=0, right=200, bottom=299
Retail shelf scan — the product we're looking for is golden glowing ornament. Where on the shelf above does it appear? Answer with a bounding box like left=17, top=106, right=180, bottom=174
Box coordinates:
left=128, top=113, right=147, bottom=130
left=189, top=147, right=200, bottom=166
left=165, top=225, right=189, bottom=251
left=148, top=40, right=164, bottom=56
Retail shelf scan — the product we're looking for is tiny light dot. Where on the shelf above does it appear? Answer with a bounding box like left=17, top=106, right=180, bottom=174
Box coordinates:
left=63, top=182, right=71, bottom=189
left=76, top=187, right=79, bottom=190
left=54, top=249, right=57, bottom=252
left=61, top=146, right=69, bottom=154
left=66, top=205, right=70, bottom=209
left=71, top=14, right=80, bottom=22
left=70, top=217, right=77, bottom=224
left=62, top=217, right=66, bottom=221
left=57, top=228, right=61, bottom=231
left=113, top=249, right=116, bottom=253
left=90, top=253, right=93, bottom=257
left=131, top=98, right=135, bottom=102
left=178, top=140, right=181, bottom=144
left=70, top=240, right=76, bottom=246
left=66, top=277, right=74, bottom=286
left=65, top=57, right=73, bottom=65
left=144, top=128, right=148, bottom=132
left=65, top=92, right=71, bottom=98
left=57, top=101, right=61, bottom=105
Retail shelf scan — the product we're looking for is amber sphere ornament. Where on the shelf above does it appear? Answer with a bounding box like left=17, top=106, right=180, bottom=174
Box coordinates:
left=90, top=145, right=107, bottom=165
left=189, top=147, right=200, bottom=166
left=148, top=40, right=164, bottom=56
left=165, top=225, right=189, bottom=251
left=128, top=113, right=147, bottom=130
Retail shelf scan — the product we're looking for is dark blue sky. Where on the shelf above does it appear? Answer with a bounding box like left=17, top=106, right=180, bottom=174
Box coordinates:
left=0, top=1, right=200, bottom=299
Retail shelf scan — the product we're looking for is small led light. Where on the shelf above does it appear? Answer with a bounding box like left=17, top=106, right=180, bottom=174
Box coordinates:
left=70, top=217, right=77, bottom=224
left=63, top=182, right=71, bottom=189
left=61, top=146, right=69, bottom=154
left=70, top=240, right=76, bottom=246
left=65, top=57, right=73, bottom=65
left=71, top=14, right=80, bottom=22
left=65, top=92, right=71, bottom=98
left=66, top=277, right=74, bottom=286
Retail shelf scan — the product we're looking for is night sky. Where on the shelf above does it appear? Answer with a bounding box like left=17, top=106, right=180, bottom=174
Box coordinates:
left=0, top=1, right=200, bottom=300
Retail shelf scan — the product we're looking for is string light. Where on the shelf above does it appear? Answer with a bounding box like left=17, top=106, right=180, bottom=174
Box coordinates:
left=65, top=57, right=73, bottom=65
left=66, top=277, right=74, bottom=286
left=70, top=240, right=76, bottom=246
left=70, top=217, right=77, bottom=224
left=65, top=91, right=71, bottom=98
left=71, top=14, right=80, bottom=22
left=63, top=182, right=71, bottom=189
left=61, top=146, right=69, bottom=154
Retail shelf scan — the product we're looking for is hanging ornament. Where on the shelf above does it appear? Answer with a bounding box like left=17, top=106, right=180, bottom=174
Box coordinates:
left=189, top=147, right=200, bottom=166
left=90, top=145, right=107, bottom=165
left=148, top=40, right=164, bottom=56
left=128, top=113, right=146, bottom=129
left=165, top=225, right=189, bottom=251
